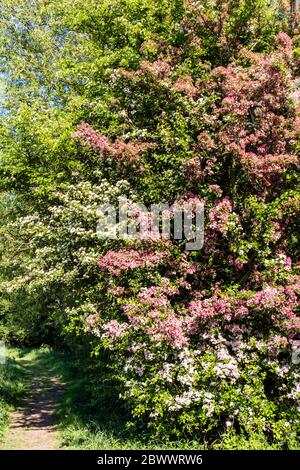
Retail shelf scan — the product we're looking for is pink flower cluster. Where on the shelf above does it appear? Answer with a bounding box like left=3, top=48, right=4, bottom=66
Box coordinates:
left=102, top=320, right=128, bottom=339
left=108, top=286, right=126, bottom=297
left=173, top=193, right=205, bottom=213
left=182, top=157, right=204, bottom=183
left=208, top=198, right=234, bottom=233
left=148, top=313, right=188, bottom=348
left=85, top=313, right=101, bottom=337
left=74, top=123, right=151, bottom=172
left=97, top=247, right=169, bottom=276
left=276, top=32, right=293, bottom=58
left=187, top=278, right=300, bottom=334
left=127, top=202, right=161, bottom=242
left=73, top=123, right=109, bottom=152
left=139, top=59, right=171, bottom=79
left=138, top=283, right=179, bottom=308
left=172, top=76, right=198, bottom=97
left=240, top=152, right=298, bottom=188
left=188, top=293, right=232, bottom=325
left=86, top=313, right=100, bottom=327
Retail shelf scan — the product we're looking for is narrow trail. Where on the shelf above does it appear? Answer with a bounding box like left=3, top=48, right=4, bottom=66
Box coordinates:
left=0, top=359, right=64, bottom=450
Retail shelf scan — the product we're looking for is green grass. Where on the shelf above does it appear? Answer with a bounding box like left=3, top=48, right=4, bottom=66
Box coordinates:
left=0, top=348, right=28, bottom=438
left=0, top=347, right=299, bottom=450
left=213, top=432, right=300, bottom=450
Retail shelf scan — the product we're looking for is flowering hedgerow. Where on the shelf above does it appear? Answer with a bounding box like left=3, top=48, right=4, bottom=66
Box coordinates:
left=1, top=0, right=300, bottom=447
left=71, top=23, right=300, bottom=442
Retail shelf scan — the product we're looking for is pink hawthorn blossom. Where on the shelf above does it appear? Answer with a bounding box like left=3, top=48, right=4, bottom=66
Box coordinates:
left=73, top=122, right=153, bottom=172
left=97, top=248, right=169, bottom=276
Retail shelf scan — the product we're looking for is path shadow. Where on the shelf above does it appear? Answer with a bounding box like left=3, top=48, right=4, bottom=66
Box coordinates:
left=4, top=348, right=153, bottom=449
left=12, top=376, right=63, bottom=431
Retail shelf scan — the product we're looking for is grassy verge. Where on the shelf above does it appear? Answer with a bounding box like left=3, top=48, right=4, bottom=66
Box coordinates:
left=0, top=349, right=28, bottom=438
left=0, top=347, right=299, bottom=450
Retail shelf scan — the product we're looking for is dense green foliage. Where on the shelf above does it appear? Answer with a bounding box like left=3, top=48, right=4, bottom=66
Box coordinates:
left=0, top=0, right=300, bottom=448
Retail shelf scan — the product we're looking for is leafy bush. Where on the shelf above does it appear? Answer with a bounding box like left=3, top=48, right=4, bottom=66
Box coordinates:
left=0, top=0, right=299, bottom=447
left=78, top=29, right=300, bottom=443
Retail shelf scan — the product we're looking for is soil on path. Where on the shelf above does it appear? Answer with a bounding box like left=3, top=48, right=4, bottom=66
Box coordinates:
left=0, top=360, right=63, bottom=450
